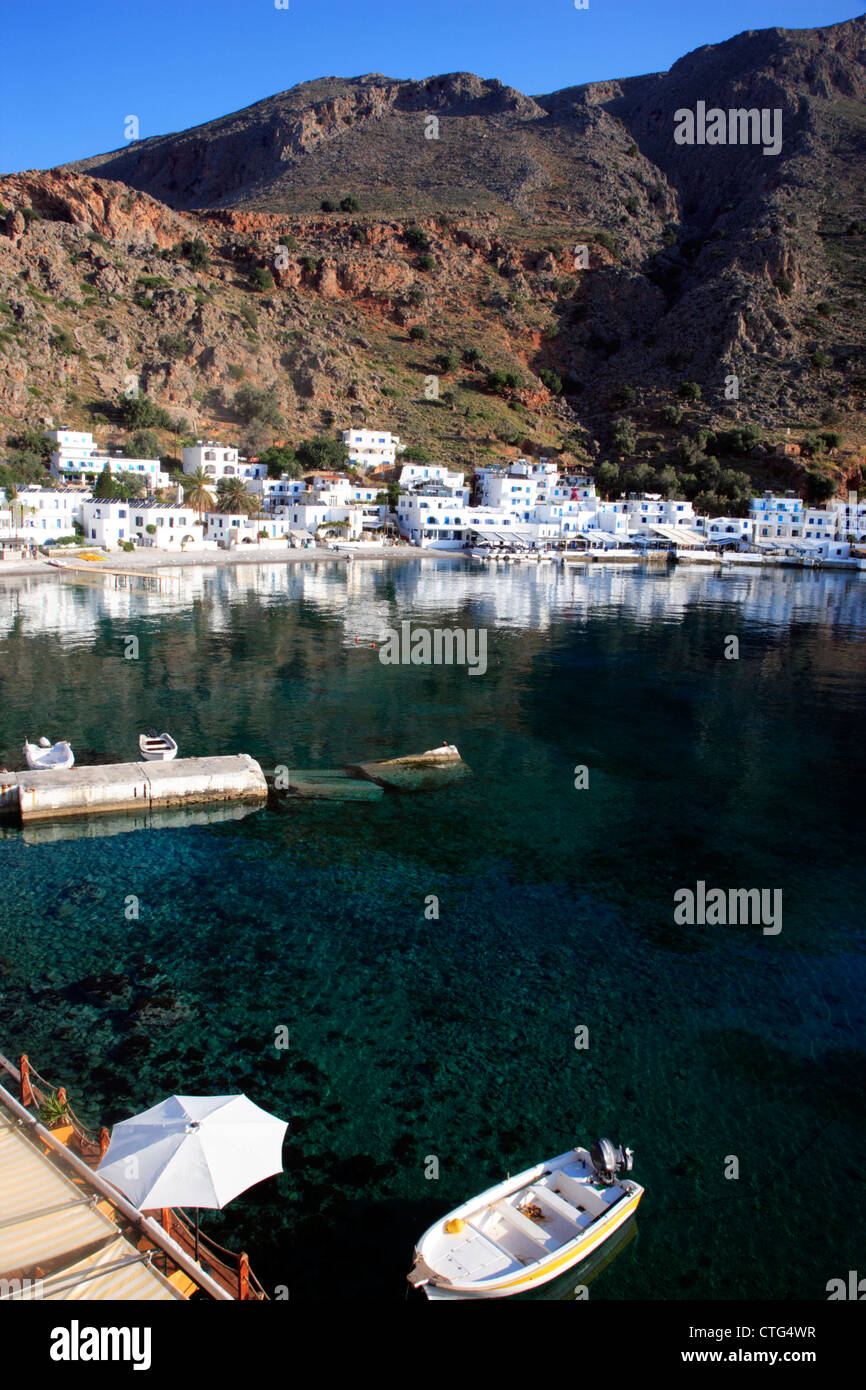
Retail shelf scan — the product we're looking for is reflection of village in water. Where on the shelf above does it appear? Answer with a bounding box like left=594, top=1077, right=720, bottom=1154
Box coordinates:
left=1, top=557, right=862, bottom=648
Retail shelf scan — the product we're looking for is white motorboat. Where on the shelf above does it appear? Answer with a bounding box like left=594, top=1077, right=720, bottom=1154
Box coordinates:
left=408, top=1139, right=642, bottom=1299
left=138, top=730, right=178, bottom=761
left=23, top=737, right=75, bottom=771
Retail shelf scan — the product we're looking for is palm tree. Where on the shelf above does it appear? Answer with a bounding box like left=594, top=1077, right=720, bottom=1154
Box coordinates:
left=184, top=468, right=216, bottom=520
left=216, top=476, right=258, bottom=515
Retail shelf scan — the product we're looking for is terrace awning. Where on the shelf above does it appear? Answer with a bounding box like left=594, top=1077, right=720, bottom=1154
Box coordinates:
left=0, top=1109, right=183, bottom=1301
left=648, top=524, right=708, bottom=547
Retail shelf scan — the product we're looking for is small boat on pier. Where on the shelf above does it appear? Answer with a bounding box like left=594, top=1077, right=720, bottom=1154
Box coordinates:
left=23, top=737, right=75, bottom=771
left=139, top=730, right=178, bottom=761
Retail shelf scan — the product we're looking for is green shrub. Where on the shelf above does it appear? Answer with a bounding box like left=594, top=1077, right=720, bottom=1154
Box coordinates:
left=179, top=236, right=209, bottom=269
left=404, top=226, right=431, bottom=251
left=118, top=393, right=174, bottom=431
left=595, top=461, right=620, bottom=497
left=434, top=349, right=458, bottom=373
left=677, top=380, right=702, bottom=400
left=233, top=384, right=284, bottom=429
left=539, top=368, right=562, bottom=394
left=294, top=436, right=350, bottom=471
left=409, top=324, right=429, bottom=341
left=158, top=332, right=190, bottom=359
left=51, top=329, right=78, bottom=356
left=610, top=417, right=637, bottom=453
left=806, top=471, right=837, bottom=503
left=124, top=429, right=160, bottom=459
left=417, top=254, right=435, bottom=272
left=249, top=267, right=275, bottom=292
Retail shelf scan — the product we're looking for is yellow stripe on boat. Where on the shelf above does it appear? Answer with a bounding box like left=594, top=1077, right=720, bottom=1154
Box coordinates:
left=449, top=1191, right=642, bottom=1294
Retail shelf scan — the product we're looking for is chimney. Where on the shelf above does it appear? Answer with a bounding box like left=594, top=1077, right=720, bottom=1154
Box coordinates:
left=175, top=483, right=184, bottom=505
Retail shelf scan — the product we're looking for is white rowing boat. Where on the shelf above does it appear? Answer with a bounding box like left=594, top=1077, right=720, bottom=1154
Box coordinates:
left=23, top=737, right=75, bottom=771
left=408, top=1138, right=642, bottom=1299
left=138, top=730, right=178, bottom=761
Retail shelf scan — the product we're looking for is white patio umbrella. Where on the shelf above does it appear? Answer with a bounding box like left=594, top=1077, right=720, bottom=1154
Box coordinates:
left=97, top=1094, right=288, bottom=1261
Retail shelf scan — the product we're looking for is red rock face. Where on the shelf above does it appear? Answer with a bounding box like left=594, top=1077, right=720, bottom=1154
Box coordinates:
left=0, top=171, right=191, bottom=248
left=0, top=17, right=863, bottom=486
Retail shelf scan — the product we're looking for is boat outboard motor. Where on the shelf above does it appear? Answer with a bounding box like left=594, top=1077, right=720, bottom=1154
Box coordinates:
left=590, top=1138, right=635, bottom=1185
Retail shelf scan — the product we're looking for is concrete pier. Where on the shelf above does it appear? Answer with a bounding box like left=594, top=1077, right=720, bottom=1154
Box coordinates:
left=0, top=755, right=268, bottom=825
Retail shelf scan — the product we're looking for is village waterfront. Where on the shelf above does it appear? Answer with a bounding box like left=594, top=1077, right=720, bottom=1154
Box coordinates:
left=0, top=556, right=864, bottom=1301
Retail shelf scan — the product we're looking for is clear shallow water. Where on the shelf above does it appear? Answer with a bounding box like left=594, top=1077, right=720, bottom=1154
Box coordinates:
left=0, top=558, right=864, bottom=1301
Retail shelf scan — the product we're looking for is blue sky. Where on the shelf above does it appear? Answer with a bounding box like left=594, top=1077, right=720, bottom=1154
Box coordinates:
left=0, top=0, right=859, bottom=171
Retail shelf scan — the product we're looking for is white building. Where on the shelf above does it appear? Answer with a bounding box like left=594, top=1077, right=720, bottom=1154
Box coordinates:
left=205, top=513, right=289, bottom=546
left=0, top=485, right=91, bottom=540
left=248, top=477, right=307, bottom=512
left=343, top=429, right=401, bottom=470
left=476, top=460, right=559, bottom=510
left=182, top=441, right=264, bottom=483
left=620, top=494, right=697, bottom=530
left=48, top=430, right=169, bottom=491
left=398, top=464, right=468, bottom=501
left=396, top=490, right=523, bottom=549
left=693, top=516, right=752, bottom=545
left=811, top=493, right=866, bottom=542
left=81, top=499, right=207, bottom=550
left=749, top=492, right=806, bottom=541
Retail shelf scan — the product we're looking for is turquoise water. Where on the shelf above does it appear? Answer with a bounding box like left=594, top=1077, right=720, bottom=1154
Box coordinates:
left=1, top=558, right=864, bottom=1301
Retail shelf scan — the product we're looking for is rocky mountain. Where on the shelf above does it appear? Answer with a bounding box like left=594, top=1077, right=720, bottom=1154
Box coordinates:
left=1, top=16, right=864, bottom=499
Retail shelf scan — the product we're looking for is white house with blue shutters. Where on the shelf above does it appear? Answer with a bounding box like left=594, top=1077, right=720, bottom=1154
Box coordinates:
left=47, top=430, right=169, bottom=491
left=342, top=428, right=401, bottom=469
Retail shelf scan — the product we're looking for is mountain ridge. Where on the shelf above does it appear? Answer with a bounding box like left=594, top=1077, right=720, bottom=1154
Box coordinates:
left=0, top=16, right=863, bottom=501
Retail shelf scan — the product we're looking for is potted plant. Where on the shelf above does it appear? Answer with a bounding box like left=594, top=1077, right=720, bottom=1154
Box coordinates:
left=40, top=1092, right=74, bottom=1145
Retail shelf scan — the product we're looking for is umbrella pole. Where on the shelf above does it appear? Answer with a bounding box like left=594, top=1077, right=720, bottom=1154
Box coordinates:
left=195, top=1208, right=200, bottom=1263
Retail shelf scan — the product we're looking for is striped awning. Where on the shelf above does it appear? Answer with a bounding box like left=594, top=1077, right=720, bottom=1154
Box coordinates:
left=648, top=524, right=708, bottom=547
left=0, top=1111, right=184, bottom=1300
